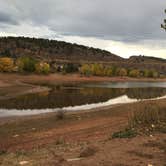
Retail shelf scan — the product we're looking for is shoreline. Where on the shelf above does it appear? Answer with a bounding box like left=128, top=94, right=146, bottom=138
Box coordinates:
left=0, top=73, right=166, bottom=87
left=0, top=97, right=166, bottom=125
left=0, top=73, right=165, bottom=100
left=0, top=94, right=166, bottom=119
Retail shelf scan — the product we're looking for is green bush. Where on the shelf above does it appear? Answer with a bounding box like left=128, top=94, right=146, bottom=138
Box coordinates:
left=63, top=63, right=78, bottom=73
left=143, top=70, right=159, bottom=78
left=17, top=56, right=37, bottom=72
left=112, top=128, right=137, bottom=139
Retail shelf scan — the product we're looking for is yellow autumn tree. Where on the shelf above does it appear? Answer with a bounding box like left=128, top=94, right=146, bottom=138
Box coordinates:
left=35, top=62, right=50, bottom=74
left=117, top=68, right=128, bottom=77
left=129, top=69, right=140, bottom=77
left=0, top=57, right=14, bottom=72
left=79, top=64, right=92, bottom=76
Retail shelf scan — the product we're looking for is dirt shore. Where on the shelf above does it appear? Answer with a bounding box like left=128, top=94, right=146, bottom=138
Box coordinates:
left=0, top=73, right=165, bottom=100
left=0, top=99, right=166, bottom=166
left=0, top=73, right=166, bottom=87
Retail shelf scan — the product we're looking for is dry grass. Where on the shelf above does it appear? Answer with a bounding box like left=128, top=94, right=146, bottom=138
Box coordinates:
left=112, top=100, right=166, bottom=138
left=127, top=102, right=166, bottom=134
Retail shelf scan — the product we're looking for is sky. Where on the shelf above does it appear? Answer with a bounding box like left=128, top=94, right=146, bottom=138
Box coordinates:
left=0, top=0, right=166, bottom=59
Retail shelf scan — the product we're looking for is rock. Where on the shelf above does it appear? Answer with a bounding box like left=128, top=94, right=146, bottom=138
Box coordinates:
left=67, top=158, right=83, bottom=162
left=79, top=146, right=98, bottom=158
left=148, top=164, right=153, bottom=166
left=13, top=134, right=19, bottom=138
left=19, top=161, right=29, bottom=165
left=151, top=124, right=155, bottom=128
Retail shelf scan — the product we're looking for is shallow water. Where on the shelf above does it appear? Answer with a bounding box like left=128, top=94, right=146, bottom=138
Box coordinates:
left=0, top=81, right=166, bottom=117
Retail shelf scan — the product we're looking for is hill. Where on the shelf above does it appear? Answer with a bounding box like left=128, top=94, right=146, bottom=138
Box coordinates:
left=0, top=37, right=123, bottom=62
left=128, top=55, right=166, bottom=64
left=0, top=37, right=165, bottom=74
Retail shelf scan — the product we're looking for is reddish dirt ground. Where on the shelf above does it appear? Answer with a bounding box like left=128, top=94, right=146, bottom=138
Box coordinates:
left=0, top=100, right=165, bottom=166
left=0, top=73, right=166, bottom=86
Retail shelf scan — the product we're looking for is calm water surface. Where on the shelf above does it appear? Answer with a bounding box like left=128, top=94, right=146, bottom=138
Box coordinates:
left=0, top=81, right=166, bottom=117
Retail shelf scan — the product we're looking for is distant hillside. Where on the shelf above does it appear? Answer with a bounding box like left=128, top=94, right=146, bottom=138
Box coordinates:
left=129, top=55, right=166, bottom=64
left=0, top=37, right=123, bottom=62
left=0, top=37, right=165, bottom=74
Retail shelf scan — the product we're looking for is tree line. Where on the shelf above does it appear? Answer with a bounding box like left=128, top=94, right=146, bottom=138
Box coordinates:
left=0, top=57, right=50, bottom=74
left=0, top=56, right=162, bottom=78
left=79, top=64, right=160, bottom=78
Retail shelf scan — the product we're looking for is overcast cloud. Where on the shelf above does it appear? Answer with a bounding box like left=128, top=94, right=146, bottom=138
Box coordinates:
left=0, top=0, right=165, bottom=58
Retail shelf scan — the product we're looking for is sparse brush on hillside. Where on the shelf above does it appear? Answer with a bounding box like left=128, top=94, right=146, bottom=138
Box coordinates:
left=0, top=37, right=122, bottom=62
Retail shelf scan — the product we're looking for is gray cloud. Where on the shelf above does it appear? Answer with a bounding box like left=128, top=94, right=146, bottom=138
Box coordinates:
left=0, top=0, right=165, bottom=43
left=0, top=11, right=18, bottom=25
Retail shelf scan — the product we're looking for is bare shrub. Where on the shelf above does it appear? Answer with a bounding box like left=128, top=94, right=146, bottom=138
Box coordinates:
left=56, top=110, right=65, bottom=120
left=79, top=146, right=98, bottom=158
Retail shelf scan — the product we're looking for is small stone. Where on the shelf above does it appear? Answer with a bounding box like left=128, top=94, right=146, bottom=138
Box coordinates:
left=13, top=134, right=19, bottom=138
left=151, top=124, right=155, bottom=128
left=148, top=164, right=153, bottom=166
left=149, top=135, right=153, bottom=137
left=19, top=161, right=29, bottom=165
left=67, top=158, right=83, bottom=162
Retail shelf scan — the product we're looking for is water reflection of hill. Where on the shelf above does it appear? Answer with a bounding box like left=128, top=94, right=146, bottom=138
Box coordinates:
left=126, top=88, right=166, bottom=99
left=0, top=86, right=165, bottom=109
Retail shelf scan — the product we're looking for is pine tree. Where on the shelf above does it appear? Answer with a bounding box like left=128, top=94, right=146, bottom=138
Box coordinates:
left=161, top=9, right=166, bottom=30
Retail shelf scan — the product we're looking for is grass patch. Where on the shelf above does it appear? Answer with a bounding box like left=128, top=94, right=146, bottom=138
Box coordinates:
left=112, top=128, right=137, bottom=139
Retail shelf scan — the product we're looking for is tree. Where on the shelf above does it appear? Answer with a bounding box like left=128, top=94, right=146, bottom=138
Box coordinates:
left=161, top=9, right=166, bottom=30
left=63, top=63, right=78, bottom=73
left=0, top=57, right=14, bottom=72
left=91, top=64, right=104, bottom=76
left=17, top=56, right=37, bottom=72
left=35, top=62, right=50, bottom=74
left=79, top=64, right=92, bottom=76
left=143, top=69, right=159, bottom=78
left=104, top=67, right=113, bottom=77
left=129, top=69, right=140, bottom=77
left=117, top=68, right=127, bottom=77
